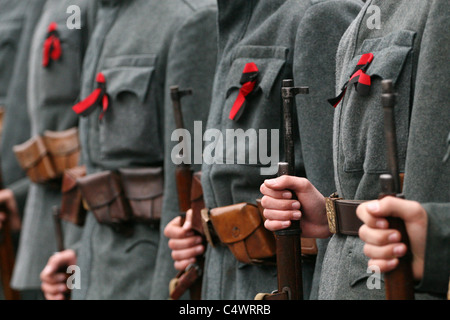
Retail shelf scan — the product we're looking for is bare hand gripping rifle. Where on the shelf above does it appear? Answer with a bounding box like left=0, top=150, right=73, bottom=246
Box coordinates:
left=169, top=86, right=203, bottom=300
left=379, top=79, right=415, bottom=300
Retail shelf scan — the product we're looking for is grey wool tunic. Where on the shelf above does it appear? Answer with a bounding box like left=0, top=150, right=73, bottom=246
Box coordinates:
left=73, top=0, right=218, bottom=300
left=149, top=3, right=218, bottom=300
left=10, top=0, right=96, bottom=290
left=320, top=0, right=450, bottom=299
left=0, top=0, right=46, bottom=223
left=0, top=0, right=43, bottom=299
left=200, top=0, right=362, bottom=300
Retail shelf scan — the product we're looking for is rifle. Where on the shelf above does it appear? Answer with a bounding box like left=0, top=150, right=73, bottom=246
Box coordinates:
left=379, top=79, right=415, bottom=300
left=0, top=106, right=20, bottom=300
left=257, top=79, right=308, bottom=300
left=169, top=86, right=203, bottom=300
left=51, top=205, right=71, bottom=300
left=52, top=206, right=65, bottom=253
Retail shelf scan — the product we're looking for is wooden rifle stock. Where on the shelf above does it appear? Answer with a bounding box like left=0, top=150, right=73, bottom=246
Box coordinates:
left=380, top=80, right=415, bottom=300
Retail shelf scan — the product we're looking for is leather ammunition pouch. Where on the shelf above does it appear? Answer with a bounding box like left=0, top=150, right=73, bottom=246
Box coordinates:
left=13, top=135, right=57, bottom=184
left=209, top=202, right=276, bottom=265
left=77, top=170, right=132, bottom=235
left=202, top=199, right=318, bottom=262
left=13, top=127, right=80, bottom=184
left=60, top=165, right=87, bottom=226
left=119, top=167, right=163, bottom=225
left=43, top=127, right=80, bottom=176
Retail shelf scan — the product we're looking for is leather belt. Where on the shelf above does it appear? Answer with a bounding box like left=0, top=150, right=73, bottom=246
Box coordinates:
left=325, top=193, right=365, bottom=236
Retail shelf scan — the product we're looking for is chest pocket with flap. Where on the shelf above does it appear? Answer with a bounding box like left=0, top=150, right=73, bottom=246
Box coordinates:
left=222, top=45, right=288, bottom=166
left=98, top=54, right=160, bottom=162
left=339, top=30, right=416, bottom=174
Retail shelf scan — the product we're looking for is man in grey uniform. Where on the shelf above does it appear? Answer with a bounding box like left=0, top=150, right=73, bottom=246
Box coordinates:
left=40, top=0, right=218, bottom=300
left=261, top=0, right=449, bottom=299
left=165, top=0, right=362, bottom=300
left=0, top=0, right=46, bottom=299
left=9, top=0, right=96, bottom=299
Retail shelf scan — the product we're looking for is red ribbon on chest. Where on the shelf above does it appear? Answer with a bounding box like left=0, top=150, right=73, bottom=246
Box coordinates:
left=229, top=62, right=259, bottom=121
left=42, top=22, right=62, bottom=68
left=328, top=53, right=374, bottom=108
left=72, top=72, right=110, bottom=120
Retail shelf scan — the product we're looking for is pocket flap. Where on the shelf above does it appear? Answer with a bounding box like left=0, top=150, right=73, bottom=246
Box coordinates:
left=210, top=203, right=261, bottom=244
left=13, top=135, right=48, bottom=169
left=361, top=30, right=416, bottom=84
left=43, top=127, right=80, bottom=155
left=119, top=167, right=163, bottom=200
left=226, top=46, right=287, bottom=99
left=77, top=171, right=122, bottom=209
left=102, top=66, right=154, bottom=102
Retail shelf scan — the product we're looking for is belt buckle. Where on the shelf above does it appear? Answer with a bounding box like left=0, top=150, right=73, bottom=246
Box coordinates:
left=325, top=193, right=342, bottom=234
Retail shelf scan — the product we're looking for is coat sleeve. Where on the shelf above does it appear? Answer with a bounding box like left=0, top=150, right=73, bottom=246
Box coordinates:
left=149, top=4, right=218, bottom=299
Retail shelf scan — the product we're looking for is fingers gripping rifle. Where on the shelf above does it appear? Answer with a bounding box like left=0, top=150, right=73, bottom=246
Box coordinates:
left=169, top=86, right=203, bottom=300
left=379, top=80, right=415, bottom=300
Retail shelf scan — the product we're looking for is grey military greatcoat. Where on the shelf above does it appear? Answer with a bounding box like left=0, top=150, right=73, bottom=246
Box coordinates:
left=200, top=0, right=362, bottom=300
left=73, top=0, right=218, bottom=300
left=320, top=0, right=450, bottom=299
left=10, top=0, right=95, bottom=291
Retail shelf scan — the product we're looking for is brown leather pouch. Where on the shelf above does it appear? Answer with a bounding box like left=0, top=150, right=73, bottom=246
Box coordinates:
left=77, top=170, right=132, bottom=234
left=60, top=165, right=87, bottom=226
left=118, top=167, right=163, bottom=224
left=43, top=127, right=80, bottom=176
left=301, top=238, right=318, bottom=256
left=209, top=202, right=276, bottom=265
left=13, top=135, right=57, bottom=183
left=190, top=171, right=205, bottom=235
